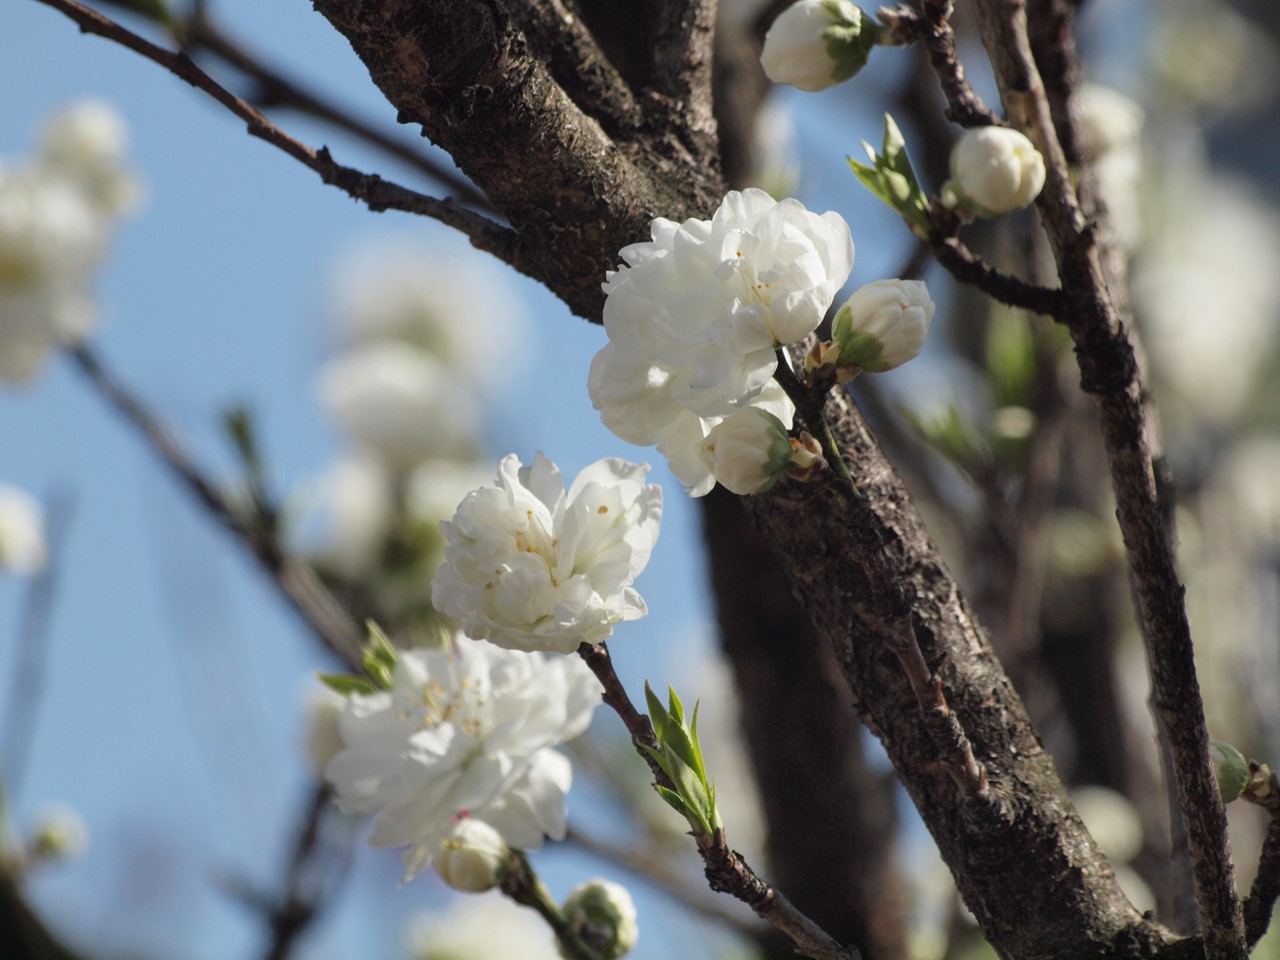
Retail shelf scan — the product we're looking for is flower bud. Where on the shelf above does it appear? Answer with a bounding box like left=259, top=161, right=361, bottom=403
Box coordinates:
left=944, top=126, right=1046, bottom=218
left=560, top=879, right=638, bottom=960
left=435, top=817, right=509, bottom=893
left=29, top=803, right=89, bottom=862
left=697, top=408, right=794, bottom=496
left=1212, top=740, right=1249, bottom=804
left=761, top=0, right=880, bottom=93
left=832, top=279, right=934, bottom=373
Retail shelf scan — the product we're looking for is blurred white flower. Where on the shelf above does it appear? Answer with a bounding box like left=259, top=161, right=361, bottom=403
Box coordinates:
left=407, top=460, right=496, bottom=525
left=592, top=188, right=852, bottom=421
left=39, top=100, right=140, bottom=217
left=324, top=634, right=601, bottom=880
left=831, top=278, right=934, bottom=372
left=760, top=0, right=879, bottom=93
left=749, top=96, right=800, bottom=198
left=696, top=406, right=793, bottom=495
left=302, top=684, right=347, bottom=775
left=328, top=240, right=528, bottom=398
left=1133, top=172, right=1280, bottom=424
left=434, top=817, right=509, bottom=893
left=405, top=895, right=561, bottom=960
left=1073, top=84, right=1144, bottom=249
left=317, top=340, right=481, bottom=469
left=1070, top=785, right=1143, bottom=865
left=432, top=453, right=661, bottom=653
left=561, top=879, right=639, bottom=960
left=29, top=802, right=89, bottom=862
left=0, top=484, right=46, bottom=575
left=0, top=168, right=105, bottom=383
left=294, top=455, right=393, bottom=579
left=945, top=127, right=1046, bottom=218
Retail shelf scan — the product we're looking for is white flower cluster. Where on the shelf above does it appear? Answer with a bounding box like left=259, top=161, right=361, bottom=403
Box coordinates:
left=588, top=188, right=853, bottom=495
left=1, top=101, right=138, bottom=384
left=324, top=633, right=602, bottom=881
left=431, top=453, right=662, bottom=653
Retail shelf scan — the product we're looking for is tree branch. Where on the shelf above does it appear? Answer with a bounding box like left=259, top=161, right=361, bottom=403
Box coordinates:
left=927, top=214, right=1066, bottom=316
left=967, top=1, right=1245, bottom=956
left=66, top=344, right=364, bottom=668
left=576, top=643, right=860, bottom=960
left=650, top=0, right=720, bottom=159
left=32, top=0, right=521, bottom=268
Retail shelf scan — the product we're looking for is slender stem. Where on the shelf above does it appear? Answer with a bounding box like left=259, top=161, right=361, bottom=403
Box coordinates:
left=576, top=642, right=859, bottom=960
left=502, top=852, right=601, bottom=960
left=67, top=344, right=364, bottom=667
left=0, top=492, right=74, bottom=803
left=772, top=351, right=856, bottom=490
left=33, top=0, right=521, bottom=269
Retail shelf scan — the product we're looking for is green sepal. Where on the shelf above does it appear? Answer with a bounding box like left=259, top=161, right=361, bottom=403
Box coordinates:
left=361, top=620, right=399, bottom=690
left=317, top=672, right=378, bottom=696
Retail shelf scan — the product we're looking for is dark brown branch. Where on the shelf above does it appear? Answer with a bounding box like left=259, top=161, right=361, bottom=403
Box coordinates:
left=66, top=344, right=364, bottom=668
left=650, top=0, right=720, bottom=158
left=507, top=0, right=643, bottom=136
left=33, top=0, right=521, bottom=269
left=575, top=642, right=859, bottom=960
left=1242, top=767, right=1280, bottom=947
left=881, top=1, right=1001, bottom=127
left=968, top=2, right=1245, bottom=956
left=0, top=493, right=73, bottom=803
left=927, top=217, right=1066, bottom=316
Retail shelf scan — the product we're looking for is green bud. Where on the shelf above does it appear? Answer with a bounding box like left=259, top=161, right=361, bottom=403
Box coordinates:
left=560, top=880, right=639, bottom=960
left=1212, top=740, right=1249, bottom=804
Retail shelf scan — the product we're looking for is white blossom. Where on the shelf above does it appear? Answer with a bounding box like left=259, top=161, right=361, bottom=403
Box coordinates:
left=761, top=0, right=878, bottom=93
left=294, top=455, right=394, bottom=579
left=431, top=454, right=661, bottom=653
left=324, top=635, right=602, bottom=880
left=404, top=896, right=562, bottom=960
left=0, top=484, right=47, bottom=575
left=302, top=685, right=347, bottom=775
left=39, top=100, right=140, bottom=217
left=0, top=167, right=105, bottom=383
left=946, top=127, right=1046, bottom=218
left=435, top=816, right=510, bottom=892
left=317, top=340, right=480, bottom=469
left=697, top=406, right=793, bottom=496
left=595, top=188, right=852, bottom=420
left=831, top=278, right=935, bottom=372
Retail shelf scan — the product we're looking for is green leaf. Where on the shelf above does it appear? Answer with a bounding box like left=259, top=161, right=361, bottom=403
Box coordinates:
left=317, top=673, right=378, bottom=696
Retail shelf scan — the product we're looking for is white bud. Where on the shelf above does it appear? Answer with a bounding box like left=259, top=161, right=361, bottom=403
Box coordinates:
left=697, top=408, right=793, bottom=496
left=0, top=485, right=47, bottom=575
left=831, top=279, right=934, bottom=373
left=560, top=879, right=638, bottom=960
left=761, top=0, right=879, bottom=93
left=434, top=818, right=510, bottom=893
left=29, top=803, right=89, bottom=862
left=945, top=126, right=1046, bottom=218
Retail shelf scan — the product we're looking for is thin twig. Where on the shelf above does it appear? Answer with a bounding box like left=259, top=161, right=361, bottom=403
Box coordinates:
left=173, top=9, right=494, bottom=211
left=502, top=852, right=601, bottom=960
left=927, top=222, right=1066, bottom=317
left=33, top=0, right=520, bottom=268
left=66, top=344, right=364, bottom=667
left=575, top=642, right=859, bottom=960
left=0, top=493, right=74, bottom=803
left=262, top=783, right=355, bottom=960
left=1242, top=766, right=1280, bottom=947
left=919, top=0, right=1001, bottom=127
